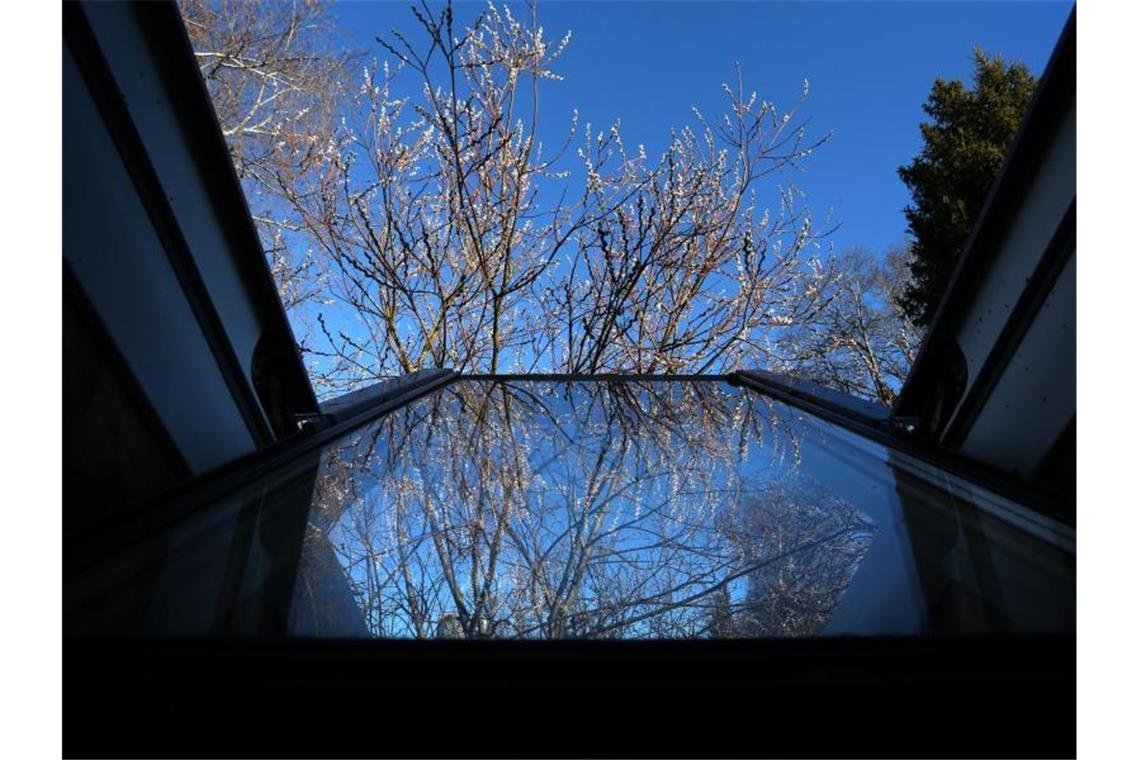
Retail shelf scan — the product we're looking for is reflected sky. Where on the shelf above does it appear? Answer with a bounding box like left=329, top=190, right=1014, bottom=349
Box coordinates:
left=288, top=379, right=1073, bottom=639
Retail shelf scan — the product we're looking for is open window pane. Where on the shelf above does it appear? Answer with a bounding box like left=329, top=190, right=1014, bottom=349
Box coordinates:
left=70, top=377, right=1070, bottom=639
left=288, top=378, right=1072, bottom=638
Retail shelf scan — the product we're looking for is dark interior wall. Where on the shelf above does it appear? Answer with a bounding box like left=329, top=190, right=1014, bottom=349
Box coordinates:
left=63, top=270, right=191, bottom=537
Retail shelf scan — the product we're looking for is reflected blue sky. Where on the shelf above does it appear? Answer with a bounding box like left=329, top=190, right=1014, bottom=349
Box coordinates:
left=289, top=378, right=1074, bottom=638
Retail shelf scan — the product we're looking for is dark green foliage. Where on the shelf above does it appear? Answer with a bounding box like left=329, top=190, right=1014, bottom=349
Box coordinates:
left=707, top=584, right=735, bottom=638
left=898, top=49, right=1037, bottom=325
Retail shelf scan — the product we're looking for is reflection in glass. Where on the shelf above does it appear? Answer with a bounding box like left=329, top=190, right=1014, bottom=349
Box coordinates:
left=287, top=379, right=1072, bottom=639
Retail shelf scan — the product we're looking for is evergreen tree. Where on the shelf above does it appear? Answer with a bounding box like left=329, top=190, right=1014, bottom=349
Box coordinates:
left=898, top=49, right=1037, bottom=325
left=708, top=584, right=735, bottom=639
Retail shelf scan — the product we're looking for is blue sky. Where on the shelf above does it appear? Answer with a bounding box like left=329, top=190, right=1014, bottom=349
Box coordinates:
left=332, top=0, right=1072, bottom=257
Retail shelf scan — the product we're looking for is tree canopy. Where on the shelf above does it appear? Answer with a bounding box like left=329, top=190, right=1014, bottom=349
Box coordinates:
left=898, top=48, right=1037, bottom=326
left=178, top=0, right=920, bottom=406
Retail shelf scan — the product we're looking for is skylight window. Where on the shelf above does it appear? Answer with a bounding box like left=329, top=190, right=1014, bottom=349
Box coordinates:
left=286, top=378, right=1072, bottom=638
left=65, top=376, right=1073, bottom=639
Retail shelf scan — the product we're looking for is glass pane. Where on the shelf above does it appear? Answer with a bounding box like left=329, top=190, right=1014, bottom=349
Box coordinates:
left=67, top=378, right=1074, bottom=639
left=287, top=378, right=1072, bottom=638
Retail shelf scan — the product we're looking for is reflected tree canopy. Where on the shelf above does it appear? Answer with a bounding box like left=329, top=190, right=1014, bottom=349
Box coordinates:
left=290, top=379, right=876, bottom=639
